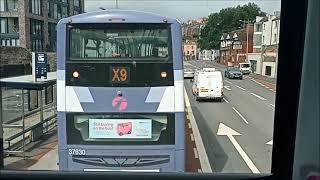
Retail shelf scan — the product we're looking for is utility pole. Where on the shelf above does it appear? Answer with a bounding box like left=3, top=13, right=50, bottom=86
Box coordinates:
left=246, top=20, right=249, bottom=63
left=240, top=20, right=250, bottom=63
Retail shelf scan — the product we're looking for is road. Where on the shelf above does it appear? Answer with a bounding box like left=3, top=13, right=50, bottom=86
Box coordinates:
left=184, top=60, right=275, bottom=173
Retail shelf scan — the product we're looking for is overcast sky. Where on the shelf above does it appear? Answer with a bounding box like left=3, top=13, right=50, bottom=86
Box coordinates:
left=84, top=0, right=281, bottom=22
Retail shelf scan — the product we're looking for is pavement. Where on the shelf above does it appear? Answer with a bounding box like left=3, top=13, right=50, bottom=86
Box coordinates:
left=4, top=128, right=58, bottom=170
left=184, top=60, right=275, bottom=173
left=28, top=145, right=59, bottom=171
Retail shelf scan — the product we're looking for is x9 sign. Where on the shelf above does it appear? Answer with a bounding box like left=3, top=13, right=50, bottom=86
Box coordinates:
left=110, top=67, right=130, bottom=83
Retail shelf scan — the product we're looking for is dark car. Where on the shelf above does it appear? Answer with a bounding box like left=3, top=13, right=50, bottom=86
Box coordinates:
left=224, top=67, right=243, bottom=79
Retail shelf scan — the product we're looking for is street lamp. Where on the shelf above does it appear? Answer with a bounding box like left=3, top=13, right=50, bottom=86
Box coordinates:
left=239, top=20, right=250, bottom=63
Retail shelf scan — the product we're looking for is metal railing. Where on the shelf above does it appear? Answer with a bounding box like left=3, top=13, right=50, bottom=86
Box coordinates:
left=2, top=85, right=57, bottom=159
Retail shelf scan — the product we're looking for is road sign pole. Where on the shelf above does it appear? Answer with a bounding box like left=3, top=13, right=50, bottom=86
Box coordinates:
left=32, top=52, right=37, bottom=82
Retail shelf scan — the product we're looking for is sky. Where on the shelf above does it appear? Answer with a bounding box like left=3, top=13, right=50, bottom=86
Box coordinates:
left=84, top=0, right=281, bottom=22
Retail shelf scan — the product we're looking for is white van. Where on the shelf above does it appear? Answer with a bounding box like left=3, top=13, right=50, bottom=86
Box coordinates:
left=192, top=70, right=223, bottom=101
left=239, top=62, right=252, bottom=74
left=202, top=68, right=216, bottom=72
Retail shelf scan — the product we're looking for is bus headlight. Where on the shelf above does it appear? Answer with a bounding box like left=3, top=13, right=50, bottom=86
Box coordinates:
left=161, top=72, right=167, bottom=78
left=73, top=71, right=80, bottom=78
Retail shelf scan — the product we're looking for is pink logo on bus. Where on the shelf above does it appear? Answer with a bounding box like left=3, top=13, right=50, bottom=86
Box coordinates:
left=112, top=96, right=128, bottom=111
left=117, top=122, right=132, bottom=136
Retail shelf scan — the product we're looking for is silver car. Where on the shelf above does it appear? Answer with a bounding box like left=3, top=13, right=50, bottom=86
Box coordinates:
left=184, top=68, right=194, bottom=79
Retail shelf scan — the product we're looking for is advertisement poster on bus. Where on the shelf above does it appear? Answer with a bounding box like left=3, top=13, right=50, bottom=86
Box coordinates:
left=89, top=119, right=152, bottom=139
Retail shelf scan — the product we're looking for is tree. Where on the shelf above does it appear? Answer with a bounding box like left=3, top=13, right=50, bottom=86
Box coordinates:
left=198, top=2, right=266, bottom=50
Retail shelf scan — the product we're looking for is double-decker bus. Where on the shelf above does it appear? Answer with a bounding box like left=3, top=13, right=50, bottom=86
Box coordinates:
left=56, top=10, right=185, bottom=172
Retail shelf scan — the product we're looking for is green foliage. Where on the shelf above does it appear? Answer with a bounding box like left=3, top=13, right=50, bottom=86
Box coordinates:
left=198, top=2, right=266, bottom=50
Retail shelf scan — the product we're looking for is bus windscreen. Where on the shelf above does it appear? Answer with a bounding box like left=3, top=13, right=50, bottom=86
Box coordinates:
left=69, top=24, right=171, bottom=61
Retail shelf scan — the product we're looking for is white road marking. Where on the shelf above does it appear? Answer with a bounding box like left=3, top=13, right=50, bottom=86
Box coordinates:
left=232, top=107, right=249, bottom=124
left=225, top=80, right=233, bottom=84
left=184, top=62, right=198, bottom=68
left=217, top=123, right=260, bottom=173
left=188, top=123, right=191, bottom=129
left=190, top=134, right=195, bottom=141
left=223, top=98, right=229, bottom=103
left=193, top=148, right=199, bottom=159
left=224, top=86, right=231, bottom=91
left=266, top=140, right=273, bottom=145
left=235, top=85, right=246, bottom=91
left=250, top=93, right=267, bottom=101
left=184, top=88, right=212, bottom=172
left=270, top=104, right=275, bottom=108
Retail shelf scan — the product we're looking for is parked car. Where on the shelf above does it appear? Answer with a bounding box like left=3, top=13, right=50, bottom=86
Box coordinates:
left=225, top=67, right=243, bottom=79
left=184, top=68, right=194, bottom=79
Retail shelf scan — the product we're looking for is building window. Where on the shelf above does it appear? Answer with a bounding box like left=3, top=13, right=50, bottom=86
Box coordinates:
left=0, top=18, right=8, bottom=33
left=274, top=34, right=277, bottom=43
left=275, top=21, right=278, bottom=28
left=191, top=46, right=193, bottom=49
left=0, top=38, right=19, bottom=46
left=48, top=0, right=69, bottom=19
left=30, top=0, right=42, bottom=15
left=0, top=0, right=18, bottom=11
left=262, top=36, right=265, bottom=44
left=265, top=66, right=272, bottom=76
left=255, top=24, right=262, bottom=32
left=74, top=0, right=80, bottom=7
left=61, top=6, right=68, bottom=18
left=73, top=3, right=81, bottom=15
left=30, top=19, right=43, bottom=52
left=187, top=51, right=189, bottom=55
left=0, top=0, right=4, bottom=11
left=48, top=23, right=57, bottom=51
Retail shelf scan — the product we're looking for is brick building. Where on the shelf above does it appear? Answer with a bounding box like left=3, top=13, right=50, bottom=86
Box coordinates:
left=0, top=0, right=84, bottom=77
left=183, top=40, right=197, bottom=61
left=182, top=17, right=206, bottom=40
left=219, top=24, right=254, bottom=66
left=0, top=0, right=84, bottom=51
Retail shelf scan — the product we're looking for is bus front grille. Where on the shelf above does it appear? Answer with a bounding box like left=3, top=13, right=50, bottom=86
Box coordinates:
left=72, top=155, right=170, bottom=167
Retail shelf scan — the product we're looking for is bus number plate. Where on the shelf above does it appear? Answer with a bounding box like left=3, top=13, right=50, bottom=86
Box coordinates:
left=68, top=148, right=86, bottom=155
left=110, top=67, right=130, bottom=83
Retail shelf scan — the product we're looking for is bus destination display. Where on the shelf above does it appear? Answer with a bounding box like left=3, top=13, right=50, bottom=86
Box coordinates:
left=110, top=67, right=130, bottom=83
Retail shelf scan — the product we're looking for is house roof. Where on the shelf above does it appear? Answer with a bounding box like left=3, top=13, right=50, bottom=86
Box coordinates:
left=259, top=16, right=269, bottom=22
left=273, top=16, right=281, bottom=21
left=220, top=25, right=254, bottom=43
left=220, top=33, right=228, bottom=40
